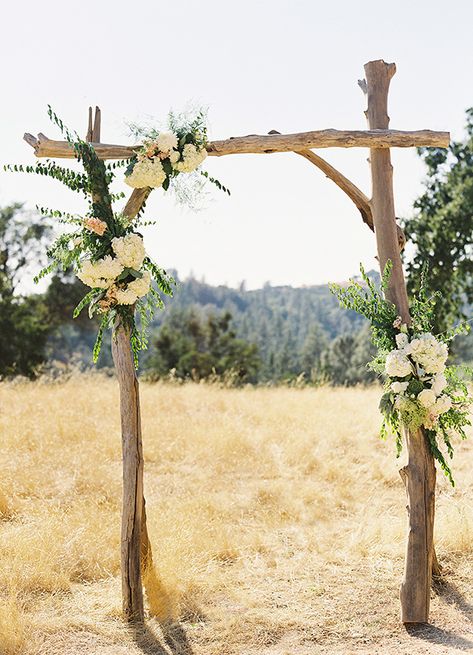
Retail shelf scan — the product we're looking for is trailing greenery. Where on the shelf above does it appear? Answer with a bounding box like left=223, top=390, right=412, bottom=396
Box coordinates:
left=330, top=263, right=472, bottom=485
left=6, top=107, right=180, bottom=364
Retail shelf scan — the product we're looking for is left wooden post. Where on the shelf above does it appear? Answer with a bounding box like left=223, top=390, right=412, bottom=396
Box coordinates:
left=111, top=322, right=145, bottom=622
left=89, top=110, right=146, bottom=622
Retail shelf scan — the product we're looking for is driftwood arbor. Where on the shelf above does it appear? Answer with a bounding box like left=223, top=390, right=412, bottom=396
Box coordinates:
left=24, top=60, right=449, bottom=625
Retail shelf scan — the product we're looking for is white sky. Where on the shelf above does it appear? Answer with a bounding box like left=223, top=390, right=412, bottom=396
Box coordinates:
left=1, top=0, right=472, bottom=289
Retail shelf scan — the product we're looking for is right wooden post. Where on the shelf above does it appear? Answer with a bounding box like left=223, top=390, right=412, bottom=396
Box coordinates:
left=362, top=59, right=435, bottom=623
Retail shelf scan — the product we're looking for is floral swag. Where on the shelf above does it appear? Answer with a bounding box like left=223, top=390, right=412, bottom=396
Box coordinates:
left=7, top=107, right=229, bottom=363
left=330, top=264, right=472, bottom=485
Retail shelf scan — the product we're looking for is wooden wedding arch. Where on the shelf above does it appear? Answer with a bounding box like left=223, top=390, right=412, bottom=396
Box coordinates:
left=24, top=60, right=450, bottom=625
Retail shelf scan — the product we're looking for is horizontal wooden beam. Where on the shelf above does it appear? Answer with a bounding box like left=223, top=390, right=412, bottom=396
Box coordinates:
left=207, top=129, right=449, bottom=155
left=23, top=127, right=449, bottom=160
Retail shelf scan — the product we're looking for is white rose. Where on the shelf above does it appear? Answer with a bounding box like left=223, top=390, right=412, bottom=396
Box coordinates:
left=391, top=381, right=409, bottom=394
left=432, top=373, right=448, bottom=396
left=395, top=333, right=409, bottom=349
left=156, top=131, right=178, bottom=153
left=385, top=350, right=412, bottom=378
left=418, top=388, right=437, bottom=408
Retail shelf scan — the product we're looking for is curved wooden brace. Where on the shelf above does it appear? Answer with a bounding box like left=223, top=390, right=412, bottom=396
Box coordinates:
left=269, top=131, right=406, bottom=251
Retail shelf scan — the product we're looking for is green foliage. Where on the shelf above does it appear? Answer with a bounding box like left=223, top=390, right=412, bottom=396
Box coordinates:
left=4, top=162, right=89, bottom=196
left=329, top=262, right=398, bottom=357
left=145, top=309, right=260, bottom=384
left=0, top=204, right=54, bottom=377
left=403, top=108, right=473, bottom=334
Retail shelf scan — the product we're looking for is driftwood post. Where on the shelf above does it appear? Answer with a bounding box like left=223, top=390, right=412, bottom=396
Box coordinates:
left=113, top=188, right=155, bottom=623
left=111, top=321, right=145, bottom=621
left=115, top=188, right=154, bottom=623
left=86, top=110, right=149, bottom=622
left=360, top=60, right=436, bottom=623
left=23, top=69, right=449, bottom=625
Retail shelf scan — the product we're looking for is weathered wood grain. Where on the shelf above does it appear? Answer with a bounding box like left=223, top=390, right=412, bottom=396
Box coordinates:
left=361, top=59, right=436, bottom=624
left=111, top=322, right=145, bottom=623
left=123, top=188, right=152, bottom=218
left=23, top=127, right=449, bottom=160
left=116, top=176, right=155, bottom=623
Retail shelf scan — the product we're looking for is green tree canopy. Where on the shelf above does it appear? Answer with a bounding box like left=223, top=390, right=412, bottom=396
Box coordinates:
left=145, top=308, right=260, bottom=383
left=0, top=204, right=52, bottom=377
left=403, top=108, right=473, bottom=334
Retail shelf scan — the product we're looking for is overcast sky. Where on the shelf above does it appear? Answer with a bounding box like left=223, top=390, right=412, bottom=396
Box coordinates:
left=2, top=0, right=472, bottom=289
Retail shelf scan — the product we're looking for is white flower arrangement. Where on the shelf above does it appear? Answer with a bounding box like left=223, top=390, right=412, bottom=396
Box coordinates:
left=385, top=329, right=454, bottom=431
left=123, top=109, right=229, bottom=203
left=330, top=263, right=472, bottom=485
left=77, top=235, right=152, bottom=308
left=125, top=137, right=207, bottom=189
left=17, top=106, right=227, bottom=367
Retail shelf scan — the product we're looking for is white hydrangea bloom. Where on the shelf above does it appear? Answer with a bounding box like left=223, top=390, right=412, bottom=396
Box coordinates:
left=125, top=158, right=166, bottom=188
left=112, top=234, right=146, bottom=270
left=405, top=333, right=448, bottom=374
left=114, top=286, right=138, bottom=305
left=156, top=131, right=178, bottom=153
left=432, top=373, right=448, bottom=396
left=174, top=143, right=207, bottom=173
left=391, top=381, right=409, bottom=394
left=418, top=388, right=437, bottom=408
left=77, top=256, right=124, bottom=289
left=395, top=333, right=409, bottom=349
left=114, top=271, right=151, bottom=305
left=129, top=271, right=151, bottom=298
left=385, top=350, right=412, bottom=378
left=169, top=150, right=180, bottom=164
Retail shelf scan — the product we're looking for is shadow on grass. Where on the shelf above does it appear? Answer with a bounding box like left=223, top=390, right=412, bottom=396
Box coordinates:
left=401, top=573, right=473, bottom=651
left=405, top=624, right=473, bottom=651
left=434, top=577, right=473, bottom=622
left=131, top=620, right=195, bottom=655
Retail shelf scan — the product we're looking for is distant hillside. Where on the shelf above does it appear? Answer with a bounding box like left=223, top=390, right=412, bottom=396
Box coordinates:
left=47, top=270, right=473, bottom=382
left=140, top=272, right=369, bottom=380
left=52, top=272, right=369, bottom=374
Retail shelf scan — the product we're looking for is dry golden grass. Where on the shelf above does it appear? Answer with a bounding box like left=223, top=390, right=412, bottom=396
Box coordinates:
left=1, top=377, right=473, bottom=654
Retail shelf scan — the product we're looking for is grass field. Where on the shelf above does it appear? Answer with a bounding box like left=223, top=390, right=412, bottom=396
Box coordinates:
left=1, top=378, right=473, bottom=655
